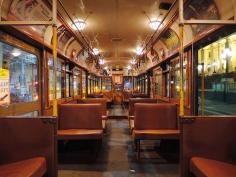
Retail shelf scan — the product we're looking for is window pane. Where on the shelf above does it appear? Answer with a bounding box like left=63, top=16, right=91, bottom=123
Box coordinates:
left=0, top=41, right=38, bottom=105
left=198, top=33, right=236, bottom=115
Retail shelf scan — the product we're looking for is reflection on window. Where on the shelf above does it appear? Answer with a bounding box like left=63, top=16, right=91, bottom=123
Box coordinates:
left=170, top=58, right=187, bottom=98
left=0, top=41, right=38, bottom=106
left=198, top=33, right=236, bottom=115
left=73, top=67, right=81, bottom=96
left=102, top=77, right=112, bottom=91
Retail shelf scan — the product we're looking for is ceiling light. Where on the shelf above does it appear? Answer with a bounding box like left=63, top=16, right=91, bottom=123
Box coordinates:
left=130, top=59, right=137, bottom=65
left=136, top=46, right=143, bottom=55
left=99, top=59, right=105, bottom=65
left=149, top=20, right=161, bottom=30
left=12, top=50, right=21, bottom=57
left=93, top=48, right=99, bottom=55
left=72, top=19, right=86, bottom=31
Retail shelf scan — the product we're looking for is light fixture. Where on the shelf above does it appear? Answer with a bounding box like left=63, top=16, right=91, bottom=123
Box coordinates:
left=127, top=65, right=131, bottom=70
left=130, top=59, right=137, bottom=65
left=72, top=19, right=86, bottom=31
left=136, top=46, right=143, bottom=55
left=93, top=48, right=99, bottom=55
left=198, top=64, right=203, bottom=72
left=12, top=50, right=21, bottom=57
left=99, top=59, right=105, bottom=65
left=104, top=66, right=108, bottom=70
left=221, top=48, right=233, bottom=59
left=149, top=19, right=161, bottom=30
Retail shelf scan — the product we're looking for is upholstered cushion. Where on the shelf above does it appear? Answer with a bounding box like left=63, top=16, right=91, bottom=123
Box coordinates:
left=0, top=157, right=46, bottom=177
left=133, top=129, right=179, bottom=140
left=57, top=129, right=103, bottom=140
left=190, top=157, right=236, bottom=177
left=128, top=98, right=157, bottom=116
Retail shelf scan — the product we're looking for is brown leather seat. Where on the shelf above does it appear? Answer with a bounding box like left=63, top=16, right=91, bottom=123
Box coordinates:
left=190, top=157, right=236, bottom=177
left=181, top=116, right=236, bottom=177
left=58, top=104, right=103, bottom=140
left=0, top=117, right=57, bottom=177
left=77, top=98, right=108, bottom=119
left=0, top=157, right=46, bottom=177
left=133, top=103, right=179, bottom=160
left=128, top=98, right=157, bottom=132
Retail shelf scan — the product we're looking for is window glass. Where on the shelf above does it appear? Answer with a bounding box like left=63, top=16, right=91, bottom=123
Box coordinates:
left=198, top=33, right=236, bottom=115
left=48, top=58, right=63, bottom=100
left=73, top=68, right=81, bottom=96
left=0, top=41, right=38, bottom=106
left=154, top=69, right=162, bottom=96
left=124, top=77, right=132, bottom=91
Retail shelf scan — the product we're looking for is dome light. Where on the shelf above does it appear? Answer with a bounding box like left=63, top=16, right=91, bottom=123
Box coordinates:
left=136, top=46, right=143, bottom=55
left=149, top=20, right=161, bottom=30
left=93, top=48, right=99, bottom=55
left=99, top=59, right=105, bottom=65
left=130, top=59, right=137, bottom=65
left=72, top=19, right=86, bottom=31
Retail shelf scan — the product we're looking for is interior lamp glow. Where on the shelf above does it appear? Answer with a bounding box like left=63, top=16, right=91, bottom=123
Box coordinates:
left=149, top=20, right=161, bottom=30
left=12, top=50, right=21, bottom=57
left=127, top=65, right=131, bottom=70
left=93, top=48, right=99, bottom=55
left=72, top=19, right=86, bottom=31
left=130, top=59, right=137, bottom=65
left=221, top=48, right=233, bottom=59
left=99, top=59, right=105, bottom=65
left=104, top=66, right=108, bottom=70
left=136, top=46, right=143, bottom=55
left=198, top=64, right=203, bottom=71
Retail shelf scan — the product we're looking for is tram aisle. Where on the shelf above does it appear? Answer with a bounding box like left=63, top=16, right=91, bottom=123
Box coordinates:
left=58, top=112, right=179, bottom=177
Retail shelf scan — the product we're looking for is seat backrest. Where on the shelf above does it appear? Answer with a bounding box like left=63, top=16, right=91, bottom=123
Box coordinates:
left=0, top=117, right=57, bottom=177
left=181, top=116, right=236, bottom=177
left=129, top=98, right=157, bottom=116
left=58, top=104, right=102, bottom=130
left=134, top=103, right=177, bottom=130
left=87, top=94, right=103, bottom=98
left=77, top=98, right=107, bottom=116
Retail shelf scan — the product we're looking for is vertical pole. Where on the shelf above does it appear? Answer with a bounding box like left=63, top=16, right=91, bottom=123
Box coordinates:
left=179, top=0, right=184, bottom=116
left=52, top=0, right=58, bottom=117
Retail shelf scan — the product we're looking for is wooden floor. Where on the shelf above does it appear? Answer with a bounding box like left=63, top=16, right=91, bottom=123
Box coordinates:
left=58, top=106, right=179, bottom=177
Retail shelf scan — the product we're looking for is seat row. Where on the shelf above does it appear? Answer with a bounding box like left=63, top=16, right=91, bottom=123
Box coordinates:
left=0, top=99, right=236, bottom=177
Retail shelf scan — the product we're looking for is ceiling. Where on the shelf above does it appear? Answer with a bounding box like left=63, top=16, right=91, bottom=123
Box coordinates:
left=60, top=0, right=173, bottom=69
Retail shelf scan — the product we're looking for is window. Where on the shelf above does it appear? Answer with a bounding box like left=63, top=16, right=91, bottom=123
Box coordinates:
left=65, top=64, right=73, bottom=97
left=124, top=77, right=133, bottom=91
left=102, top=77, right=112, bottom=91
left=48, top=58, right=64, bottom=100
left=0, top=41, right=38, bottom=106
left=154, top=68, right=162, bottom=96
left=73, top=67, right=81, bottom=96
left=170, top=57, right=187, bottom=98
left=198, top=33, right=236, bottom=115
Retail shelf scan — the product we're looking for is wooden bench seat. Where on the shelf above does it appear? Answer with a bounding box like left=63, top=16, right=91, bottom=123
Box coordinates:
left=0, top=117, right=57, bottom=177
left=58, top=104, right=103, bottom=141
left=57, top=129, right=103, bottom=140
left=190, top=157, right=236, bottom=177
left=181, top=116, right=236, bottom=177
left=133, top=103, right=179, bottom=160
left=128, top=98, right=157, bottom=132
left=0, top=157, right=46, bottom=177
left=133, top=129, right=179, bottom=140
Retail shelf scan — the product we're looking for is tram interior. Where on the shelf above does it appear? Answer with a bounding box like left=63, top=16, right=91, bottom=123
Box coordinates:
left=0, top=0, right=236, bottom=177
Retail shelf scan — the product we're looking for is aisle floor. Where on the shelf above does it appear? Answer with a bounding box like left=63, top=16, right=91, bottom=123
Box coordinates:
left=58, top=117, right=179, bottom=177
